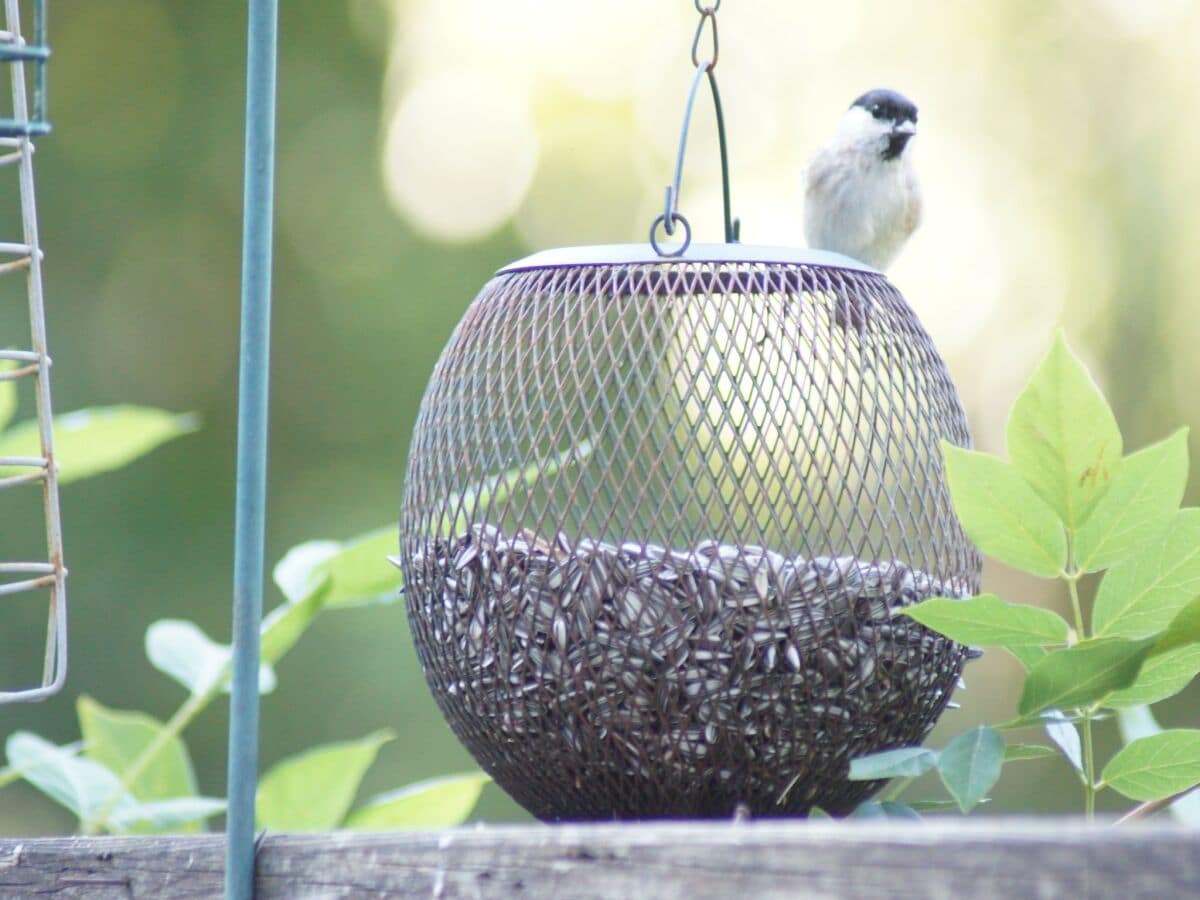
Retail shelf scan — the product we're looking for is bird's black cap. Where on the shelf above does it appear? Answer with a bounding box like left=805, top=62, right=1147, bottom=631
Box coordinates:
left=851, top=89, right=918, bottom=124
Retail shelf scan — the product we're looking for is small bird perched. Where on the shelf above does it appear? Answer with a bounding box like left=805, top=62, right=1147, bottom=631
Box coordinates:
left=804, top=89, right=922, bottom=271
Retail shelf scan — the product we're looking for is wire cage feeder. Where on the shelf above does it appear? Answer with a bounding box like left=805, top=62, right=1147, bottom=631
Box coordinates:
left=402, top=8, right=981, bottom=820
left=1, top=0, right=65, bottom=704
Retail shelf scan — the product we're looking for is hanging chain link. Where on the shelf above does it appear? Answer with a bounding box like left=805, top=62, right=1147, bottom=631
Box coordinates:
left=691, top=3, right=720, bottom=71
left=650, top=1, right=738, bottom=257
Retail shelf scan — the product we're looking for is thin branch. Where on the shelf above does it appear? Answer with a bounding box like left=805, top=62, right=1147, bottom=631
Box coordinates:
left=1113, top=783, right=1200, bottom=826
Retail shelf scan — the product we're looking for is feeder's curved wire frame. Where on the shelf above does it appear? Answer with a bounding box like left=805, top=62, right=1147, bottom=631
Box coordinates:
left=0, top=0, right=66, bottom=704
left=650, top=53, right=738, bottom=255
left=707, top=68, right=737, bottom=243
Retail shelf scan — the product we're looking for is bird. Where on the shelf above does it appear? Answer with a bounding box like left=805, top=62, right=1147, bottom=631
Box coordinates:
left=803, top=89, right=922, bottom=271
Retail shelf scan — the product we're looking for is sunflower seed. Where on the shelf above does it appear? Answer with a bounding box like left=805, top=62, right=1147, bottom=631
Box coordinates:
left=407, top=526, right=975, bottom=815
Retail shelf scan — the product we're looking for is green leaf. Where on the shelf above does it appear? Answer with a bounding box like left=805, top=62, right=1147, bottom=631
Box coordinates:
left=907, top=799, right=969, bottom=812
left=1099, top=597, right=1200, bottom=707
left=256, top=730, right=395, bottom=831
left=847, top=747, right=939, bottom=781
left=0, top=406, right=198, bottom=484
left=345, top=772, right=491, bottom=830
left=1018, top=637, right=1156, bottom=715
left=0, top=739, right=83, bottom=791
left=1150, top=594, right=1200, bottom=658
left=438, top=440, right=593, bottom=538
left=849, top=800, right=922, bottom=820
left=1101, top=730, right=1200, bottom=802
left=937, top=725, right=1005, bottom=813
left=1116, top=708, right=1200, bottom=824
left=108, top=797, right=227, bottom=833
left=1093, top=509, right=1200, bottom=639
left=1007, top=644, right=1049, bottom=670
left=996, top=707, right=1108, bottom=732
left=77, top=696, right=202, bottom=834
left=1106, top=645, right=1200, bottom=708
left=260, top=586, right=328, bottom=666
left=147, top=590, right=327, bottom=701
left=1003, top=744, right=1059, bottom=762
left=145, top=620, right=275, bottom=697
left=5, top=732, right=221, bottom=834
left=309, top=529, right=400, bottom=609
left=1005, top=333, right=1122, bottom=530
left=941, top=444, right=1067, bottom=577
left=275, top=533, right=400, bottom=610
left=0, top=357, right=17, bottom=431
left=1075, top=430, right=1189, bottom=572
left=271, top=442, right=594, bottom=610
left=273, top=540, right=341, bottom=604
left=901, top=594, right=1069, bottom=649
left=1043, top=715, right=1083, bottom=771
left=5, top=732, right=140, bottom=825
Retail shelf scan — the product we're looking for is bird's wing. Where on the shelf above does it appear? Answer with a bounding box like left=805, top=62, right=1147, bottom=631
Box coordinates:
left=902, top=167, right=923, bottom=235
left=804, top=149, right=878, bottom=255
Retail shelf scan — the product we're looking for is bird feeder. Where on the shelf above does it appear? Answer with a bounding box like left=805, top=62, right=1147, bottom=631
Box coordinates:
left=399, top=5, right=980, bottom=819
left=1, top=0, right=66, bottom=704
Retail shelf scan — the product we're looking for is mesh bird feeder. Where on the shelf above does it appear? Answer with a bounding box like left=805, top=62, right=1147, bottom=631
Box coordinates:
left=400, top=4, right=981, bottom=819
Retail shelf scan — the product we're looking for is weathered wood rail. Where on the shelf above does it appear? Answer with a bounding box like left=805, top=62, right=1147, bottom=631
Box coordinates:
left=1, top=819, right=1197, bottom=898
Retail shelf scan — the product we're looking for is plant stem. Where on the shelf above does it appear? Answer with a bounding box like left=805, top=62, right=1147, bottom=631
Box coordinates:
left=1080, top=713, right=1096, bottom=821
left=881, top=776, right=915, bottom=802
left=81, top=683, right=220, bottom=835
left=1113, top=783, right=1200, bottom=825
left=1066, top=570, right=1086, bottom=641
left=1063, top=536, right=1097, bottom=819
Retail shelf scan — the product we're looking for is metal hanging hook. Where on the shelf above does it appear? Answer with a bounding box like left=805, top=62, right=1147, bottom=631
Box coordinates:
left=650, top=2, right=739, bottom=258
left=691, top=5, right=719, bottom=71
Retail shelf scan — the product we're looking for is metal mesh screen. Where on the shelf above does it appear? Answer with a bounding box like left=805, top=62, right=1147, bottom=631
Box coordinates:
left=400, top=250, right=981, bottom=819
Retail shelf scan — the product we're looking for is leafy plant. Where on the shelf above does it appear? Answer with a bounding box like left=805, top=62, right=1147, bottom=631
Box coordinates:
left=850, top=334, right=1200, bottom=821
left=1, top=443, right=591, bottom=833
left=0, top=358, right=198, bottom=483
left=1, top=367, right=201, bottom=827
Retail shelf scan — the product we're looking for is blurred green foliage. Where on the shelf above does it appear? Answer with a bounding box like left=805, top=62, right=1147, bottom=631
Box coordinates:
left=3, top=0, right=1200, bottom=832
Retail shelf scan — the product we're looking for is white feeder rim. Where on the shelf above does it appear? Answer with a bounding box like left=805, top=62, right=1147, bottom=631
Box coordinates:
left=497, top=244, right=880, bottom=276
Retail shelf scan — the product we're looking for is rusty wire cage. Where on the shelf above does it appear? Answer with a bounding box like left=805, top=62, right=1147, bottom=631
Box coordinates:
left=1, top=0, right=65, bottom=704
left=400, top=243, right=982, bottom=820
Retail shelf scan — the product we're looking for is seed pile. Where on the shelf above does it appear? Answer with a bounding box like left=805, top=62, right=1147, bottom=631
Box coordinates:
left=407, top=524, right=973, bottom=818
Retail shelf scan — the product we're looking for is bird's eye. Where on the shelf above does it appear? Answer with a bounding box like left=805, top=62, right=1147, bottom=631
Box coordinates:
left=870, top=104, right=881, bottom=115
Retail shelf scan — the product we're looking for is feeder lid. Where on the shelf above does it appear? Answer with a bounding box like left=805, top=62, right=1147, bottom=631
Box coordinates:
left=497, top=243, right=880, bottom=276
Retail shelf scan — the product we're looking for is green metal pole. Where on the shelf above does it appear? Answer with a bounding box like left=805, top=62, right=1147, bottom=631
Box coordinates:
left=225, top=0, right=277, bottom=897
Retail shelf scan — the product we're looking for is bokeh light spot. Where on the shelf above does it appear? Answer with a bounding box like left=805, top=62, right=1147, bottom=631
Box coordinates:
left=1097, top=0, right=1191, bottom=37
left=382, top=70, right=539, bottom=241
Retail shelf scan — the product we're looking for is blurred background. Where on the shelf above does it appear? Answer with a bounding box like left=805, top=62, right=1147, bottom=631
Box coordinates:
left=2, top=0, right=1199, bottom=831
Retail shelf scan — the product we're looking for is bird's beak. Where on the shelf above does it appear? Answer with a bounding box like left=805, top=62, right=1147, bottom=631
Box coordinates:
left=892, top=120, right=917, bottom=137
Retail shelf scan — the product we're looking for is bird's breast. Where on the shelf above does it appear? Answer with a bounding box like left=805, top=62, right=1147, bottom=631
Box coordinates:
left=804, top=151, right=920, bottom=269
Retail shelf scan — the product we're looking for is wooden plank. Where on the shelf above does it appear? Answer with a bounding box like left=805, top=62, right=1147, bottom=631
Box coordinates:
left=1, top=819, right=1197, bottom=899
